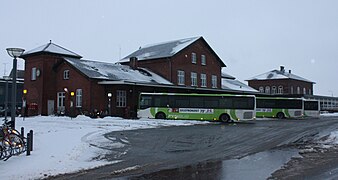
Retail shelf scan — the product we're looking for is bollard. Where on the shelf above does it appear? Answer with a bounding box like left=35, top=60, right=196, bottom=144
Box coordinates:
left=21, top=127, right=25, bottom=139
left=26, top=133, right=31, bottom=156
left=29, top=130, right=33, bottom=151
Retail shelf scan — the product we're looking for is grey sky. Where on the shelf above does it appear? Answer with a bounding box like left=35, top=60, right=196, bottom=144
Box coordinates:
left=1, top=0, right=337, bottom=96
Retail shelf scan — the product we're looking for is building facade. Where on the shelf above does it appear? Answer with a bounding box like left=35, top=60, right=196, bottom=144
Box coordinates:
left=21, top=37, right=253, bottom=118
left=247, top=66, right=315, bottom=96
left=120, top=37, right=226, bottom=89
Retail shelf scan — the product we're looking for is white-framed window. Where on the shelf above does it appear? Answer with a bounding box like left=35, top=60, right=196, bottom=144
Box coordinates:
left=57, top=92, right=65, bottom=113
left=76, top=89, right=82, bottom=107
left=177, top=70, right=185, bottom=85
left=309, top=89, right=312, bottom=95
left=272, top=86, right=276, bottom=94
left=191, top=72, right=197, bottom=86
left=191, top=53, right=197, bottom=64
left=31, top=67, right=37, bottom=80
left=116, top=90, right=126, bottom=107
left=278, top=86, right=283, bottom=94
left=201, top=55, right=206, bottom=65
left=303, top=88, right=306, bottom=95
left=212, top=75, right=217, bottom=88
left=63, top=70, right=70, bottom=80
left=201, top=73, right=207, bottom=87
left=265, top=86, right=270, bottom=94
left=297, top=87, right=300, bottom=94
left=259, top=87, right=264, bottom=93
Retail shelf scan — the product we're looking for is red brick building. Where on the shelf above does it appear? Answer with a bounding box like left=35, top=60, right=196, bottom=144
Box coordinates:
left=247, top=66, right=315, bottom=95
left=119, top=37, right=226, bottom=89
left=20, top=37, right=258, bottom=118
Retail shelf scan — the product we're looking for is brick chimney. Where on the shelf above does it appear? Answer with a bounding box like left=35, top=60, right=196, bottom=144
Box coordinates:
left=280, top=66, right=285, bottom=73
left=129, top=57, right=138, bottom=70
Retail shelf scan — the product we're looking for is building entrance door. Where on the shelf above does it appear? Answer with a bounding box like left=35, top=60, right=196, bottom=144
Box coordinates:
left=47, top=100, right=54, bottom=115
left=57, top=92, right=65, bottom=114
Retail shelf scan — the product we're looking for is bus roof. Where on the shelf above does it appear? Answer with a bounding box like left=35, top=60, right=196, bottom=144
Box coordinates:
left=139, top=92, right=255, bottom=97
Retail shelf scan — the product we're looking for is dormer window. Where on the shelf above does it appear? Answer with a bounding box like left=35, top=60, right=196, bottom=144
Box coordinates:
left=63, top=70, right=70, bottom=80
left=191, top=53, right=197, bottom=64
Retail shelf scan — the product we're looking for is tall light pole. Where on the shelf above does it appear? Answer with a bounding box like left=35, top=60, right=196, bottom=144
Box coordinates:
left=108, top=92, right=112, bottom=116
left=6, top=48, right=25, bottom=129
left=4, top=76, right=9, bottom=120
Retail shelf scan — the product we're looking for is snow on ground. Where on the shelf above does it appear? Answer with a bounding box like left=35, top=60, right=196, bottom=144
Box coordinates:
left=0, top=116, right=209, bottom=180
left=321, top=112, right=338, bottom=117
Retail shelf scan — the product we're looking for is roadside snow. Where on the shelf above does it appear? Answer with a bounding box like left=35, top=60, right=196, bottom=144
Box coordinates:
left=321, top=112, right=338, bottom=117
left=0, top=116, right=208, bottom=180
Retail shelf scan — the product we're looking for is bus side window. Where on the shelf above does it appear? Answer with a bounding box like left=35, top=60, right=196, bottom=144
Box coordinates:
left=140, top=96, right=152, bottom=109
left=219, top=97, right=232, bottom=109
left=154, top=96, right=168, bottom=107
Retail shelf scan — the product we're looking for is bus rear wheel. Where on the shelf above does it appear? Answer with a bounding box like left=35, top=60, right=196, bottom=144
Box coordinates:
left=220, top=114, right=231, bottom=123
left=155, top=112, right=166, bottom=119
left=277, top=112, right=285, bottom=119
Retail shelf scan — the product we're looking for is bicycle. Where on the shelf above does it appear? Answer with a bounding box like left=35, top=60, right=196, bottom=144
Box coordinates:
left=0, top=119, right=25, bottom=160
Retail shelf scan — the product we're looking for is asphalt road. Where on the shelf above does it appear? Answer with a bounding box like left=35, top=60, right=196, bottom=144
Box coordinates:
left=50, top=116, right=338, bottom=179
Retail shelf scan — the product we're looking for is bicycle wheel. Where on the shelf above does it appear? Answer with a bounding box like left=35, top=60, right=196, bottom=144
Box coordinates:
left=6, top=133, right=25, bottom=155
left=0, top=144, right=3, bottom=160
left=1, top=140, right=12, bottom=160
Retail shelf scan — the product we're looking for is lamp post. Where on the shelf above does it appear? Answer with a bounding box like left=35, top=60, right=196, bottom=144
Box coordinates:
left=6, top=48, right=25, bottom=129
left=107, top=92, right=112, bottom=116
left=4, top=76, right=9, bottom=121
left=70, top=91, right=75, bottom=118
left=23, top=89, right=28, bottom=120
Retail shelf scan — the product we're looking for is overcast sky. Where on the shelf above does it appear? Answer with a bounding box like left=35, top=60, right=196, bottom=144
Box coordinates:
left=1, top=0, right=337, bottom=96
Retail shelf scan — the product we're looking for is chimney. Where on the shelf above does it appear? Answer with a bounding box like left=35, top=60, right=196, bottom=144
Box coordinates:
left=129, top=57, right=138, bottom=70
left=289, top=70, right=291, bottom=74
left=280, top=66, right=285, bottom=72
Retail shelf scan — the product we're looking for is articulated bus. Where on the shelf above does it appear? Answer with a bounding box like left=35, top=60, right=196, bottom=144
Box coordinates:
left=138, top=93, right=256, bottom=122
left=303, top=99, right=320, bottom=118
left=256, top=97, right=303, bottom=119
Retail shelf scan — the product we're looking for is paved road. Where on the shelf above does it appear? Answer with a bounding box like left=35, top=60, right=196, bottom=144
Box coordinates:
left=51, top=117, right=338, bottom=179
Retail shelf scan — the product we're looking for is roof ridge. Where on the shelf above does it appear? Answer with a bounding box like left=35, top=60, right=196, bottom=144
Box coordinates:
left=142, top=36, right=201, bottom=49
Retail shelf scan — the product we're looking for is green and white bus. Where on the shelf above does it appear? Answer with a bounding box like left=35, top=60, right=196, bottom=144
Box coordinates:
left=138, top=93, right=256, bottom=122
left=303, top=99, right=320, bottom=118
left=256, top=97, right=303, bottom=119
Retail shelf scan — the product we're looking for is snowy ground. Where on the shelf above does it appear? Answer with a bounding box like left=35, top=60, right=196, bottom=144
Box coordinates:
left=1, top=113, right=338, bottom=180
left=0, top=116, right=208, bottom=180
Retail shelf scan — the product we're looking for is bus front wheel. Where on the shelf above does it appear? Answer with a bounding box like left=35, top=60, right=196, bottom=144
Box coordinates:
left=277, top=112, right=285, bottom=119
left=220, top=114, right=231, bottom=122
left=155, top=112, right=166, bottom=119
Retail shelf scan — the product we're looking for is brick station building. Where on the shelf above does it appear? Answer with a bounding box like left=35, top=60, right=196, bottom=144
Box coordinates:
left=21, top=37, right=256, bottom=117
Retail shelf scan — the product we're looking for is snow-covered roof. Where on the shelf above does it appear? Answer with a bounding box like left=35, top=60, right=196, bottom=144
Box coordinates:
left=222, top=78, right=258, bottom=92
left=247, top=69, right=315, bottom=83
left=120, top=37, right=200, bottom=62
left=221, top=71, right=236, bottom=80
left=64, top=57, right=172, bottom=85
left=22, top=41, right=82, bottom=58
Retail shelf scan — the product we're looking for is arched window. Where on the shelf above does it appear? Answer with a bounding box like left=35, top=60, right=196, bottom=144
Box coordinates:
left=259, top=86, right=264, bottom=93
left=297, top=87, right=300, bottom=94
left=290, top=86, right=294, bottom=94
left=303, top=88, right=306, bottom=95
left=278, top=86, right=283, bottom=94
left=308, top=89, right=312, bottom=95
left=271, top=86, right=276, bottom=94
left=265, top=86, right=270, bottom=94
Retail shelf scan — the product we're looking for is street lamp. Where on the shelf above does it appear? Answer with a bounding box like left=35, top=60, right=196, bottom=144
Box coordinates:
left=4, top=76, right=10, bottom=121
left=107, top=92, right=112, bottom=116
left=23, top=89, right=28, bottom=120
left=70, top=91, right=75, bottom=118
left=6, top=47, right=25, bottom=129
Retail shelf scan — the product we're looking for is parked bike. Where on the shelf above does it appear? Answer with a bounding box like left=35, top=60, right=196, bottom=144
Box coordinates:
left=0, top=120, right=25, bottom=160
